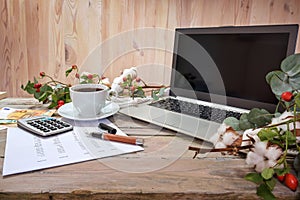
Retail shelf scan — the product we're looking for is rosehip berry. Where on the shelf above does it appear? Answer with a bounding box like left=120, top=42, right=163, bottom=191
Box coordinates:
left=40, top=72, right=45, bottom=77
left=123, top=77, right=127, bottom=82
left=284, top=173, right=298, bottom=191
left=277, top=174, right=286, bottom=182
left=72, top=65, right=77, bottom=70
left=87, top=74, right=93, bottom=80
left=130, top=86, right=135, bottom=91
left=57, top=100, right=65, bottom=105
left=33, top=83, right=42, bottom=89
left=75, top=73, right=80, bottom=78
left=281, top=91, right=293, bottom=102
left=136, top=77, right=141, bottom=82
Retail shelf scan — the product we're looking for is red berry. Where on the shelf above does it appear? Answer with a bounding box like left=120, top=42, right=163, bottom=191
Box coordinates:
left=87, top=74, right=93, bottom=80
left=40, top=72, right=45, bottom=77
left=36, top=88, right=40, bottom=93
left=136, top=77, right=141, bottom=82
left=123, top=77, right=127, bottom=82
left=72, top=65, right=77, bottom=70
left=75, top=73, right=80, bottom=78
left=277, top=174, right=286, bottom=182
left=281, top=91, right=293, bottom=102
left=130, top=86, right=135, bottom=91
left=284, top=173, right=298, bottom=191
left=58, top=100, right=65, bottom=105
left=34, top=83, right=41, bottom=88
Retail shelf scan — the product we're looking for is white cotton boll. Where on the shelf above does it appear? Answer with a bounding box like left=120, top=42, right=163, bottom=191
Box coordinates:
left=266, top=159, right=278, bottom=169
left=241, top=128, right=261, bottom=146
left=217, top=123, right=229, bottom=135
left=246, top=152, right=263, bottom=166
left=122, top=67, right=137, bottom=79
left=279, top=111, right=293, bottom=121
left=265, top=146, right=283, bottom=161
left=253, top=141, right=268, bottom=156
left=101, top=77, right=110, bottom=86
left=255, top=160, right=268, bottom=173
left=112, top=76, right=123, bottom=84
left=222, top=132, right=239, bottom=146
left=215, top=141, right=227, bottom=149
left=110, top=83, right=123, bottom=94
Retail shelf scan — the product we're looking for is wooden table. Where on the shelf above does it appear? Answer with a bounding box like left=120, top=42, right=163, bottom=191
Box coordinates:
left=0, top=98, right=299, bottom=200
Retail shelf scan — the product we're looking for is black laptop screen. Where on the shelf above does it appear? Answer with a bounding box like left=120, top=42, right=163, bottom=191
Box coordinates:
left=170, top=25, right=298, bottom=112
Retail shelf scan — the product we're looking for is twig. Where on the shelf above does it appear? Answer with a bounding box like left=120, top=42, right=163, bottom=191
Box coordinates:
left=188, top=145, right=253, bottom=159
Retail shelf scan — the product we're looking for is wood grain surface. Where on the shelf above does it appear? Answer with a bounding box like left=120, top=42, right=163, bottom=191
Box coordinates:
left=0, top=0, right=300, bottom=97
left=0, top=98, right=299, bottom=199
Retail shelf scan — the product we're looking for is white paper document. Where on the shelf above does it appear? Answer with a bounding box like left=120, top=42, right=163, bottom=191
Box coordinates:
left=2, top=119, right=143, bottom=176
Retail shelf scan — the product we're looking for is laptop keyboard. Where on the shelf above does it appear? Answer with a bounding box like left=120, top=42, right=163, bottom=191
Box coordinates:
left=149, top=98, right=242, bottom=123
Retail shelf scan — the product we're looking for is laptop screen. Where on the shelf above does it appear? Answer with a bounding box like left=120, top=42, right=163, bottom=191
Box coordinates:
left=170, top=25, right=298, bottom=112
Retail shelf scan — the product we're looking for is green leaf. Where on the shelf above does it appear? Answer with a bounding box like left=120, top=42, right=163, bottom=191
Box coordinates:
left=274, top=168, right=289, bottom=176
left=65, top=68, right=73, bottom=77
left=244, top=172, right=263, bottom=184
left=285, top=130, right=296, bottom=145
left=133, top=87, right=145, bottom=98
left=258, top=129, right=279, bottom=141
left=281, top=53, right=300, bottom=77
left=48, top=101, right=57, bottom=109
left=257, top=183, right=276, bottom=200
left=261, top=168, right=274, bottom=180
left=239, top=113, right=254, bottom=130
left=266, top=177, right=276, bottom=191
left=223, top=117, right=240, bottom=131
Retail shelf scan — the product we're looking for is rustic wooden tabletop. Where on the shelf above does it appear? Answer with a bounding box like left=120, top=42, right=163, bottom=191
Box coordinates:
left=0, top=98, right=299, bottom=200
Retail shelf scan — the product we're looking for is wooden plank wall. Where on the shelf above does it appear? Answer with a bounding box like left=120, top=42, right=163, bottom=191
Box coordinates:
left=0, top=0, right=300, bottom=97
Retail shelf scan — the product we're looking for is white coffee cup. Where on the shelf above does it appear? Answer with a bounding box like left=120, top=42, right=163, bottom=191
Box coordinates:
left=70, top=84, right=109, bottom=117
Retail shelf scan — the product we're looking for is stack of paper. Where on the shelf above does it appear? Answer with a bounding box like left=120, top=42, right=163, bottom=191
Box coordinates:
left=2, top=119, right=144, bottom=176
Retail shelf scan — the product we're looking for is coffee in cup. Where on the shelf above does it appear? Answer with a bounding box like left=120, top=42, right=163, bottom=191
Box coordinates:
left=70, top=84, right=109, bottom=117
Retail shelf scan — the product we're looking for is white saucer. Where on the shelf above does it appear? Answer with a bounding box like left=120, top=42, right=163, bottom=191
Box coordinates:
left=57, top=102, right=120, bottom=121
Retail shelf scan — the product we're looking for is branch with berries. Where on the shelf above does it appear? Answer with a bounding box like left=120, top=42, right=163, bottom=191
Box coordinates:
left=21, top=65, right=106, bottom=109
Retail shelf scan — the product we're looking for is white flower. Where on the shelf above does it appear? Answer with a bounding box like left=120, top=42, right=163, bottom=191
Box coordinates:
left=245, top=141, right=283, bottom=172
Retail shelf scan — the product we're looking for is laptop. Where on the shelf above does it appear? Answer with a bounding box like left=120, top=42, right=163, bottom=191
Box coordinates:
left=119, top=24, right=299, bottom=144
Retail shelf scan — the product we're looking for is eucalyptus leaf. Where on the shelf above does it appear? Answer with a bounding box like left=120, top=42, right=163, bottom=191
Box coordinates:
left=239, top=113, right=254, bottom=130
left=265, top=70, right=283, bottom=84
left=281, top=53, right=300, bottom=77
left=223, top=117, right=240, bottom=131
left=269, top=74, right=292, bottom=96
left=248, top=108, right=272, bottom=127
left=289, top=73, right=300, bottom=90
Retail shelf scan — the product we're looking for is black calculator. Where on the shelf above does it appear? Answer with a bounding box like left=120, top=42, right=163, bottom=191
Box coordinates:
left=17, top=116, right=73, bottom=137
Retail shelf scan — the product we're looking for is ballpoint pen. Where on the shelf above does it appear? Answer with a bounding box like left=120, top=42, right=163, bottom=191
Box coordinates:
left=90, top=132, right=144, bottom=146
